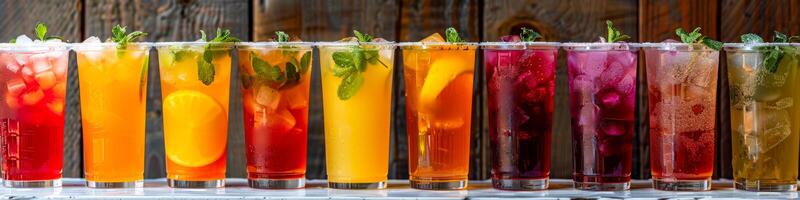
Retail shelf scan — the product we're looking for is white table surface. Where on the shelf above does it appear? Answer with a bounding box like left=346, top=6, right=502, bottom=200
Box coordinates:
left=1, top=178, right=798, bottom=199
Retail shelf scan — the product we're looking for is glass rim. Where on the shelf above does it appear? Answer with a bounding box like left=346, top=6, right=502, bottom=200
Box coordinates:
left=236, top=42, right=314, bottom=48
left=640, top=42, right=719, bottom=51
left=561, top=42, right=640, bottom=51
left=723, top=43, right=800, bottom=51
left=152, top=41, right=237, bottom=47
left=68, top=42, right=153, bottom=50
left=0, top=42, right=69, bottom=49
left=315, top=41, right=396, bottom=47
left=480, top=42, right=560, bottom=49
left=397, top=42, right=479, bottom=47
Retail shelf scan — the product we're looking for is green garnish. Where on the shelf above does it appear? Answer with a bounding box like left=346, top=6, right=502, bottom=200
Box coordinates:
left=445, top=27, right=463, bottom=43
left=196, top=28, right=240, bottom=85
left=34, top=23, right=64, bottom=41
left=330, top=30, right=387, bottom=100
left=110, top=25, right=146, bottom=51
left=605, top=20, right=630, bottom=43
left=9, top=38, right=16, bottom=43
left=275, top=31, right=289, bottom=42
left=675, top=27, right=722, bottom=50
left=243, top=31, right=311, bottom=90
left=741, top=32, right=800, bottom=73
left=520, top=27, right=543, bottom=42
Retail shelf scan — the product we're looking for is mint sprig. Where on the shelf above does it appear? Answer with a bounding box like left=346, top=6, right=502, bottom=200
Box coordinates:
left=275, top=31, right=289, bottom=42
left=605, top=20, right=630, bottom=43
left=445, top=27, right=463, bottom=43
left=35, top=23, right=64, bottom=41
left=330, top=30, right=387, bottom=100
left=196, top=28, right=240, bottom=85
left=675, top=27, right=721, bottom=50
left=520, top=27, right=542, bottom=42
left=243, top=31, right=311, bottom=90
left=110, top=25, right=146, bottom=50
left=741, top=32, right=800, bottom=73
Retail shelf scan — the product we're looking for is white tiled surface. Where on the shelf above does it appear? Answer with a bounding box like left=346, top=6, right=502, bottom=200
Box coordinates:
left=0, top=178, right=798, bottom=199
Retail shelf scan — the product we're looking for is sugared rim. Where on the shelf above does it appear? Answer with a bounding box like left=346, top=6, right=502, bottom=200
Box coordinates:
left=152, top=41, right=237, bottom=47
left=67, top=42, right=153, bottom=49
left=723, top=43, right=800, bottom=51
left=480, top=42, right=560, bottom=49
left=560, top=42, right=640, bottom=51
left=315, top=41, right=396, bottom=46
left=236, top=42, right=314, bottom=48
left=0, top=42, right=68, bottom=48
left=397, top=42, right=479, bottom=47
left=640, top=42, right=718, bottom=51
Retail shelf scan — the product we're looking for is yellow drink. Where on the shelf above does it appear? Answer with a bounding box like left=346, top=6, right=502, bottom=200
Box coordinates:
left=75, top=43, right=149, bottom=188
left=319, top=43, right=395, bottom=189
left=156, top=43, right=232, bottom=188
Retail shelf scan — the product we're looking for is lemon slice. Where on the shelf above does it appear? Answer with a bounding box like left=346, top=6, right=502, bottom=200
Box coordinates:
left=419, top=56, right=473, bottom=109
left=163, top=90, right=227, bottom=167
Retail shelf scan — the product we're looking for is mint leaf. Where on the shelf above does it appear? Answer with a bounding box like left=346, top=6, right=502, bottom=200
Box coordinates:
left=675, top=27, right=720, bottom=50
left=251, top=54, right=271, bottom=76
left=352, top=48, right=366, bottom=72
left=299, top=51, right=311, bottom=73
left=240, top=73, right=253, bottom=89
left=337, top=73, right=364, bottom=100
left=9, top=38, right=15, bottom=43
left=200, top=30, right=208, bottom=42
left=701, top=38, right=722, bottom=51
left=741, top=33, right=763, bottom=44
left=197, top=51, right=215, bottom=85
left=112, top=25, right=126, bottom=42
left=285, top=62, right=300, bottom=84
left=520, top=27, right=542, bottom=42
left=109, top=25, right=147, bottom=56
left=606, top=20, right=630, bottom=43
left=172, top=49, right=197, bottom=63
left=445, top=27, right=463, bottom=43
left=139, top=55, right=149, bottom=101
left=353, top=30, right=373, bottom=42
left=332, top=66, right=355, bottom=77
left=276, top=31, right=289, bottom=42
left=763, top=49, right=783, bottom=73
left=332, top=51, right=354, bottom=69
left=35, top=23, right=47, bottom=41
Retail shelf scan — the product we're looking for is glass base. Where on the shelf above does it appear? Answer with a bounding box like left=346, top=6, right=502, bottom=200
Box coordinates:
left=3, top=179, right=62, bottom=188
left=87, top=180, right=143, bottom=188
left=249, top=178, right=305, bottom=189
left=653, top=179, right=711, bottom=191
left=167, top=179, right=224, bottom=188
left=735, top=180, right=798, bottom=192
left=574, top=181, right=630, bottom=191
left=492, top=179, right=548, bottom=190
left=328, top=181, right=387, bottom=189
left=410, top=179, right=467, bottom=190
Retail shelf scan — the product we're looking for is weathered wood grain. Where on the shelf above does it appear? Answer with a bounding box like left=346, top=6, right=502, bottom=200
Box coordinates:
left=720, top=0, right=800, bottom=42
left=84, top=0, right=250, bottom=178
left=483, top=0, right=639, bottom=179
left=0, top=0, right=83, bottom=178
left=638, top=0, right=720, bottom=179
left=253, top=0, right=400, bottom=179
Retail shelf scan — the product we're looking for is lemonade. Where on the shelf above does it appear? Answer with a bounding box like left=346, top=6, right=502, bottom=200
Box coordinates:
left=401, top=30, right=476, bottom=190
left=238, top=40, right=312, bottom=189
left=157, top=39, right=233, bottom=188
left=75, top=37, right=149, bottom=188
left=319, top=31, right=395, bottom=189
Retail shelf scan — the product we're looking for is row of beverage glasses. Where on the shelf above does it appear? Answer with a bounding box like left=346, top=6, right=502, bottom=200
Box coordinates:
left=0, top=26, right=798, bottom=192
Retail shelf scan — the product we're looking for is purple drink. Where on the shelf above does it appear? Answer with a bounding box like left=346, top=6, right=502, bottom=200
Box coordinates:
left=564, top=43, right=637, bottom=191
left=484, top=42, right=558, bottom=190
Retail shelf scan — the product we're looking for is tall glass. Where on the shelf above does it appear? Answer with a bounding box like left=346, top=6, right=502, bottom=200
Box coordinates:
left=483, top=42, right=558, bottom=190
left=644, top=43, right=718, bottom=191
left=237, top=42, right=312, bottom=189
left=401, top=42, right=476, bottom=190
left=318, top=42, right=395, bottom=189
left=156, top=42, right=232, bottom=188
left=75, top=43, right=150, bottom=188
left=564, top=43, right=637, bottom=191
left=0, top=43, right=68, bottom=188
left=726, top=43, right=800, bottom=192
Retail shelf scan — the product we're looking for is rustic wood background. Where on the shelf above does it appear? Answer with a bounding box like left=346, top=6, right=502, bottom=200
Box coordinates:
left=0, top=0, right=797, bottom=180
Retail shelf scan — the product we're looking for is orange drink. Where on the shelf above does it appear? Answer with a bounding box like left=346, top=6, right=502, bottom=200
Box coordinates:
left=156, top=42, right=232, bottom=188
left=75, top=41, right=149, bottom=188
left=400, top=31, right=476, bottom=190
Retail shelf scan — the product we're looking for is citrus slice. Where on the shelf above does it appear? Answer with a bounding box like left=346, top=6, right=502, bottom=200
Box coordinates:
left=419, top=56, right=473, bottom=109
left=421, top=33, right=445, bottom=43
left=163, top=90, right=227, bottom=167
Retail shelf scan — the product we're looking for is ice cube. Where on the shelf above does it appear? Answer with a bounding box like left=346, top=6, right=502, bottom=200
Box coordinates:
left=52, top=82, right=66, bottom=98
left=20, top=67, right=34, bottom=81
left=83, top=36, right=102, bottom=43
left=768, top=97, right=793, bottom=110
left=338, top=37, right=358, bottom=42
left=379, top=49, right=392, bottom=62
left=285, top=89, right=308, bottom=110
left=45, top=38, right=63, bottom=43
left=14, top=54, right=30, bottom=66
left=21, top=89, right=44, bottom=105
left=29, top=53, right=51, bottom=73
left=34, top=71, right=57, bottom=90
left=6, top=78, right=27, bottom=95
left=266, top=109, right=297, bottom=133
left=616, top=72, right=635, bottom=94
left=499, top=35, right=521, bottom=42
left=687, top=53, right=718, bottom=87
left=759, top=109, right=792, bottom=153
left=47, top=100, right=64, bottom=114
left=255, top=86, right=281, bottom=112
left=14, top=35, right=33, bottom=44
left=5, top=62, right=20, bottom=73
left=597, top=89, right=621, bottom=109
left=571, top=52, right=608, bottom=77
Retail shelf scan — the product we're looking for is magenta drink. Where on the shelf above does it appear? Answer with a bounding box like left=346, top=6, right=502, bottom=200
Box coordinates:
left=644, top=43, right=718, bottom=191
left=484, top=41, right=558, bottom=190
left=564, top=43, right=637, bottom=191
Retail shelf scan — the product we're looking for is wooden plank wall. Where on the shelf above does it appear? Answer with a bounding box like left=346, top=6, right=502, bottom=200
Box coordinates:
left=0, top=0, right=797, bottom=180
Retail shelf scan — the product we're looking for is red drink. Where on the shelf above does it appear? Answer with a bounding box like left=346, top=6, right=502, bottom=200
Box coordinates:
left=564, top=43, right=637, bottom=191
left=0, top=43, right=68, bottom=188
left=484, top=43, right=557, bottom=190
left=644, top=43, right=717, bottom=191
left=238, top=43, right=312, bottom=189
